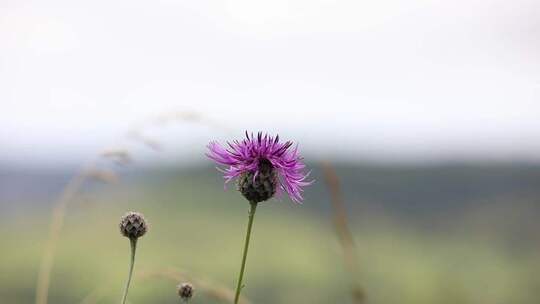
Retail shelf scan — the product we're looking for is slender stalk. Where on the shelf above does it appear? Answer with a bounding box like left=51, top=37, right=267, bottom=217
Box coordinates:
left=36, top=167, right=90, bottom=304
left=121, top=238, right=138, bottom=304
left=321, top=161, right=366, bottom=303
left=234, top=202, right=258, bottom=304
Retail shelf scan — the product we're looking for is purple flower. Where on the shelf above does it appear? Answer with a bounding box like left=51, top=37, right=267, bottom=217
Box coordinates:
left=206, top=132, right=312, bottom=203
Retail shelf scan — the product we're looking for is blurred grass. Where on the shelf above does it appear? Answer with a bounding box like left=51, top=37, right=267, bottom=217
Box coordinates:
left=2, top=168, right=540, bottom=304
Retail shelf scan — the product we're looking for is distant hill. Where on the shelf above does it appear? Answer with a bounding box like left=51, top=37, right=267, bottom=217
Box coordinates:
left=2, top=162, right=539, bottom=228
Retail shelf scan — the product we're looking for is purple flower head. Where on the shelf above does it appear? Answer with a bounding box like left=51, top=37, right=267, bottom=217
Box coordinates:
left=206, top=132, right=312, bottom=203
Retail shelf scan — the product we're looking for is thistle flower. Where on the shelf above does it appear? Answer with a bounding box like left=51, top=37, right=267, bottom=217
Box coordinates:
left=206, top=132, right=312, bottom=304
left=119, top=211, right=148, bottom=304
left=207, top=131, right=312, bottom=203
left=177, top=282, right=194, bottom=301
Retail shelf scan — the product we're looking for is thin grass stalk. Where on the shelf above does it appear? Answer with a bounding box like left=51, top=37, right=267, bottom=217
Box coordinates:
left=234, top=202, right=257, bottom=304
left=321, top=161, right=366, bottom=304
left=35, top=165, right=92, bottom=304
left=136, top=268, right=251, bottom=304
left=121, top=238, right=138, bottom=304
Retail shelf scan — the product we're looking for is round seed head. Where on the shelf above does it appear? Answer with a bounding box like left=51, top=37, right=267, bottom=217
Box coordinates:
left=238, top=158, right=277, bottom=203
left=177, top=282, right=194, bottom=301
left=119, top=211, right=148, bottom=239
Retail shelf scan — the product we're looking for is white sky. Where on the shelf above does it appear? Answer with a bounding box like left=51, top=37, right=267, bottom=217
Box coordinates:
left=1, top=0, right=540, bottom=165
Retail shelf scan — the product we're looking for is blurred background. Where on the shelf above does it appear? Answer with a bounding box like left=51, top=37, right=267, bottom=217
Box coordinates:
left=1, top=0, right=540, bottom=303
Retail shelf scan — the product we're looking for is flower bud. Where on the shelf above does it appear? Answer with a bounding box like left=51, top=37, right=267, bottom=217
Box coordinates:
left=177, top=282, right=194, bottom=301
left=119, top=211, right=148, bottom=239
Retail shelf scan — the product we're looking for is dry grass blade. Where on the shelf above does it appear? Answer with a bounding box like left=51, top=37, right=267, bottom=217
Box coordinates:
left=78, top=285, right=107, bottom=304
left=35, top=165, right=92, bottom=304
left=137, top=268, right=251, bottom=304
left=85, top=168, right=119, bottom=184
left=35, top=111, right=231, bottom=304
left=101, top=149, right=132, bottom=165
left=320, top=161, right=366, bottom=304
left=125, top=130, right=162, bottom=151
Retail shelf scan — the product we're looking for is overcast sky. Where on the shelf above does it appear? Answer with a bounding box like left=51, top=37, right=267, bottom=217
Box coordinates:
left=1, top=0, right=540, bottom=166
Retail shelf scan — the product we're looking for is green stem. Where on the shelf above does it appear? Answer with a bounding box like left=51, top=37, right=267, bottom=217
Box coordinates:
left=234, top=202, right=258, bottom=304
left=121, top=238, right=137, bottom=304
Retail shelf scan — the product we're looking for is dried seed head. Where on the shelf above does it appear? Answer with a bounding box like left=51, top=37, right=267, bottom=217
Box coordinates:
left=238, top=158, right=277, bottom=203
left=119, top=211, right=148, bottom=239
left=177, top=282, right=194, bottom=301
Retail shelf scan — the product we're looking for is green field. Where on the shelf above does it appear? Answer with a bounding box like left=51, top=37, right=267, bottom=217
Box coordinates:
left=2, top=165, right=540, bottom=304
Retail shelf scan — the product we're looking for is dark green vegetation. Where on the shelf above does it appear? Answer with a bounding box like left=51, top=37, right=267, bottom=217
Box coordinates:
left=1, top=162, right=540, bottom=303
